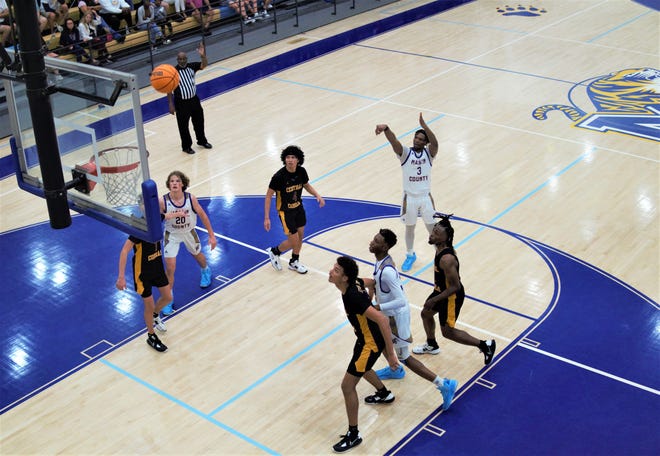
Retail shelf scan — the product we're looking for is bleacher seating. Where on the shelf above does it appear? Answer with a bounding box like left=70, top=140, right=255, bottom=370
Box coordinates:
left=46, top=1, right=271, bottom=61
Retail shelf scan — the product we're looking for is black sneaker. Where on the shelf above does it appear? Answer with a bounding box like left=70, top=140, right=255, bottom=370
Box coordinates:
left=479, top=339, right=496, bottom=365
left=332, top=432, right=362, bottom=453
left=147, top=333, right=167, bottom=352
left=364, top=389, right=395, bottom=404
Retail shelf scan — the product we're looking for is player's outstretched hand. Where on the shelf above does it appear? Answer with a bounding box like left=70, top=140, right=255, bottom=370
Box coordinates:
left=419, top=112, right=428, bottom=128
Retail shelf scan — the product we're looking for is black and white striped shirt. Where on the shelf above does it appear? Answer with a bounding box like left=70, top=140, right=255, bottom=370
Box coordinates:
left=173, top=62, right=201, bottom=100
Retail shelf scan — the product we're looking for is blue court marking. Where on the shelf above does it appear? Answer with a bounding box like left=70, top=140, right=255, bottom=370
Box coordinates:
left=431, top=18, right=527, bottom=35
left=384, top=221, right=564, bottom=454
left=520, top=235, right=659, bottom=310
left=355, top=43, right=587, bottom=87
left=305, top=238, right=538, bottom=321
left=0, top=0, right=472, bottom=180
left=521, top=343, right=660, bottom=395
left=0, top=198, right=401, bottom=413
left=412, top=151, right=587, bottom=277
left=99, top=359, right=280, bottom=455
left=466, top=293, right=536, bottom=321
left=245, top=213, right=560, bottom=424
left=586, top=10, right=654, bottom=43
left=386, top=226, right=563, bottom=454
left=3, top=2, right=655, bottom=452
left=4, top=198, right=655, bottom=454
left=485, top=152, right=586, bottom=225
left=633, top=0, right=660, bottom=11
left=207, top=321, right=348, bottom=416
left=268, top=76, right=381, bottom=101
left=311, top=114, right=446, bottom=184
left=389, top=215, right=659, bottom=454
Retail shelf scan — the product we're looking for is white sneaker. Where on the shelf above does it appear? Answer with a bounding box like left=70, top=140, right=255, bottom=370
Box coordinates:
left=288, top=260, right=308, bottom=274
left=261, top=10, right=270, bottom=18
left=267, top=248, right=282, bottom=271
left=412, top=343, right=440, bottom=355
left=154, top=315, right=167, bottom=332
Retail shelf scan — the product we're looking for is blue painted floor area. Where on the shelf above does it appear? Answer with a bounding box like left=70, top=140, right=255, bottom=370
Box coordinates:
left=2, top=0, right=659, bottom=451
left=633, top=0, right=660, bottom=12
left=523, top=239, right=660, bottom=390
left=392, top=346, right=660, bottom=455
left=4, top=196, right=659, bottom=455
left=1, top=196, right=399, bottom=412
left=387, top=233, right=660, bottom=455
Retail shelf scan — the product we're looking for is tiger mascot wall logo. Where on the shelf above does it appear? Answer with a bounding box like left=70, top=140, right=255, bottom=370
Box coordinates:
left=533, top=68, right=660, bottom=142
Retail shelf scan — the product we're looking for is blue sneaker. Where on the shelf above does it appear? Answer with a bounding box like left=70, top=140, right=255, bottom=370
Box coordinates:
left=200, top=267, right=212, bottom=288
left=375, top=365, right=405, bottom=380
left=161, top=300, right=174, bottom=316
left=438, top=378, right=458, bottom=411
left=401, top=252, right=416, bottom=272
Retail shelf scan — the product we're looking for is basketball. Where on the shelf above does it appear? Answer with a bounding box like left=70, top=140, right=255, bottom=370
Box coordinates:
left=150, top=64, right=180, bottom=94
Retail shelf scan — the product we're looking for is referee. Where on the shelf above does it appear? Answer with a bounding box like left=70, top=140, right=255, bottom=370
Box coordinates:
left=167, top=43, right=212, bottom=154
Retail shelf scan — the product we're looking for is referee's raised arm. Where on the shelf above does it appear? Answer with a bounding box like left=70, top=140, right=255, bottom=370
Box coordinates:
left=198, top=42, right=207, bottom=70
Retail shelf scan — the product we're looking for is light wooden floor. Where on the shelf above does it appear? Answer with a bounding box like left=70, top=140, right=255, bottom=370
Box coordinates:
left=1, top=0, right=658, bottom=454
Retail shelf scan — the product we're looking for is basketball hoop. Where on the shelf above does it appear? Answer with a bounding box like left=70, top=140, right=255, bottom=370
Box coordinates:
left=96, top=146, right=142, bottom=206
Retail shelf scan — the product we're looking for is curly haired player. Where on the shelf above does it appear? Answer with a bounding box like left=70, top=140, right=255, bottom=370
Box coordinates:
left=264, top=145, right=325, bottom=274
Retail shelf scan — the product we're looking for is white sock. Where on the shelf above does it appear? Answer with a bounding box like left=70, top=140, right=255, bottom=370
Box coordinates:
left=405, top=225, right=415, bottom=252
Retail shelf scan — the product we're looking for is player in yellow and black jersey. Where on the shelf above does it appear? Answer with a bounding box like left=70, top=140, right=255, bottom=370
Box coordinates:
left=413, top=214, right=497, bottom=365
left=328, top=256, right=398, bottom=453
left=264, top=145, right=325, bottom=275
left=116, top=235, right=172, bottom=352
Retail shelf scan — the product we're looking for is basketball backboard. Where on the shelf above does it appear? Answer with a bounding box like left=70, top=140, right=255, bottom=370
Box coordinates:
left=4, top=55, right=162, bottom=242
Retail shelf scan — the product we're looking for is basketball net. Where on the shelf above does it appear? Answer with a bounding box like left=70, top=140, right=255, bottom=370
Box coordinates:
left=97, top=147, right=142, bottom=206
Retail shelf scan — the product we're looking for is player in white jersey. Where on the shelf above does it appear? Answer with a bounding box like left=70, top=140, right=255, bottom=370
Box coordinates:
left=375, top=113, right=439, bottom=272
left=159, top=170, right=217, bottom=314
left=362, top=228, right=458, bottom=411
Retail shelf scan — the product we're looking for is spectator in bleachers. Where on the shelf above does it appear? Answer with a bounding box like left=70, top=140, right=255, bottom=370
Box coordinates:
left=74, top=0, right=101, bottom=11
left=40, top=0, right=69, bottom=35
left=186, top=0, right=212, bottom=35
left=136, top=0, right=164, bottom=45
left=77, top=1, right=123, bottom=42
left=261, top=0, right=273, bottom=18
left=34, top=1, right=50, bottom=35
left=79, top=11, right=113, bottom=63
left=59, top=17, right=98, bottom=64
left=0, top=0, right=14, bottom=46
left=246, top=0, right=260, bottom=22
left=228, top=0, right=256, bottom=25
left=153, top=0, right=173, bottom=44
left=166, top=0, right=188, bottom=22
left=98, top=0, right=133, bottom=41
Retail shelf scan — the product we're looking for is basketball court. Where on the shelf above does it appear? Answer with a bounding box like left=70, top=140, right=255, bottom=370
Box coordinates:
left=1, top=0, right=658, bottom=454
